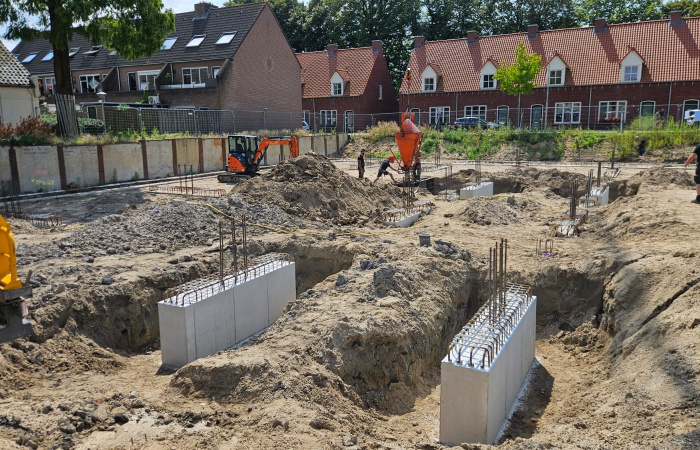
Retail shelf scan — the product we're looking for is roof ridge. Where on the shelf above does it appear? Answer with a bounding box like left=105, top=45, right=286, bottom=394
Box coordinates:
left=296, top=46, right=373, bottom=55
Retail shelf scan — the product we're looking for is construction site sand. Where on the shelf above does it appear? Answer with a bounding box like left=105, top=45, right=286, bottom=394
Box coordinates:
left=1, top=160, right=700, bottom=448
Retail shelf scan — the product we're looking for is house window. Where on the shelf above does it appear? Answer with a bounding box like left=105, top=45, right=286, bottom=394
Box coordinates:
left=623, top=66, right=639, bottom=82
left=22, top=53, right=38, bottom=63
left=86, top=106, right=98, bottom=119
left=379, top=85, right=383, bottom=100
left=410, top=108, right=420, bottom=124
left=162, top=37, right=177, bottom=50
left=13, top=54, right=19, bottom=59
left=423, top=77, right=435, bottom=92
left=320, top=110, right=337, bottom=127
left=531, top=104, right=543, bottom=127
left=464, top=105, right=487, bottom=120
left=79, top=74, right=101, bottom=93
left=497, top=106, right=509, bottom=125
left=481, top=74, right=495, bottom=89
left=186, top=35, right=206, bottom=47
left=68, top=48, right=80, bottom=57
left=345, top=110, right=354, bottom=132
left=108, top=50, right=118, bottom=56
left=127, top=72, right=137, bottom=91
left=216, top=32, right=237, bottom=45
left=44, top=77, right=56, bottom=95
left=212, top=66, right=221, bottom=78
left=640, top=101, right=655, bottom=117
left=332, top=82, right=342, bottom=96
left=429, top=106, right=450, bottom=126
left=549, top=70, right=562, bottom=86
left=554, top=102, right=581, bottom=124
left=41, top=51, right=54, bottom=61
left=599, top=101, right=627, bottom=122
left=137, top=71, right=160, bottom=90
left=182, top=67, right=208, bottom=85
left=683, top=99, right=700, bottom=116
left=303, top=110, right=310, bottom=124
left=84, top=46, right=102, bottom=56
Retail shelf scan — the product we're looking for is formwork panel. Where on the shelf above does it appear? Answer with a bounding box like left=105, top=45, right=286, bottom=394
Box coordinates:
left=460, top=182, right=494, bottom=199
left=267, top=263, right=296, bottom=325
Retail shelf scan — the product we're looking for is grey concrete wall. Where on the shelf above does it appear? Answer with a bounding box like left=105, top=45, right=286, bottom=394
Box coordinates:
left=64, top=145, right=99, bottom=188
left=147, top=140, right=174, bottom=179
left=202, top=138, right=224, bottom=172
left=0, top=146, right=11, bottom=183
left=103, top=143, right=142, bottom=182
left=175, top=138, right=199, bottom=171
left=16, top=146, right=61, bottom=192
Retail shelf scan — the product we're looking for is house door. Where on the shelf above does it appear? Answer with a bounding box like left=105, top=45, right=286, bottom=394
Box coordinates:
left=531, top=104, right=543, bottom=129
left=345, top=111, right=354, bottom=132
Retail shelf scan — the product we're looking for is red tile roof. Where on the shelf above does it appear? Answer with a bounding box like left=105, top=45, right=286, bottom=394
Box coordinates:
left=297, top=46, right=378, bottom=98
left=400, top=17, right=700, bottom=94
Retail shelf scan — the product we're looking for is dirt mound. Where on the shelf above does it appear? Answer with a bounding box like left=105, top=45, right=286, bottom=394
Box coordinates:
left=232, top=153, right=401, bottom=225
left=489, top=168, right=587, bottom=197
left=458, top=197, right=526, bottom=225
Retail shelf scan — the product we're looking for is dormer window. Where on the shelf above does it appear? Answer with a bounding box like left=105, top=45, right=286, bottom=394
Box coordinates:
left=549, top=70, right=562, bottom=85
left=162, top=37, right=177, bottom=50
left=84, top=45, right=102, bottom=55
left=480, top=61, right=497, bottom=90
left=546, top=56, right=567, bottom=86
left=186, top=35, right=206, bottom=48
left=22, top=53, right=38, bottom=63
left=424, top=77, right=435, bottom=92
left=216, top=32, right=237, bottom=45
left=41, top=51, right=54, bottom=61
left=68, top=48, right=80, bottom=57
left=620, top=50, right=643, bottom=83
left=330, top=71, right=345, bottom=96
left=421, top=65, right=438, bottom=92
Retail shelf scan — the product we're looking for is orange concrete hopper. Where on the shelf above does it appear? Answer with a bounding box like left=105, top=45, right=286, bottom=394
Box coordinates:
left=395, top=114, right=422, bottom=171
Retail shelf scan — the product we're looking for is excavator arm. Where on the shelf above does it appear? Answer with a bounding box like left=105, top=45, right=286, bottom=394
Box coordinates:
left=251, top=136, right=300, bottom=170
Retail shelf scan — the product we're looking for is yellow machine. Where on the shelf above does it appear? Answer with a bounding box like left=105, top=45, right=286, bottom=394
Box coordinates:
left=0, top=215, right=33, bottom=343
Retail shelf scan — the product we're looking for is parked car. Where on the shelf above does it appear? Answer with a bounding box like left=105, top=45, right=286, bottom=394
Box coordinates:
left=453, top=116, right=499, bottom=129
left=301, top=120, right=310, bottom=130
left=685, top=109, right=700, bottom=126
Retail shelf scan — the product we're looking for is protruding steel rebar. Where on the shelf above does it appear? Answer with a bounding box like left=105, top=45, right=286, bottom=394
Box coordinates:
left=597, top=161, right=602, bottom=187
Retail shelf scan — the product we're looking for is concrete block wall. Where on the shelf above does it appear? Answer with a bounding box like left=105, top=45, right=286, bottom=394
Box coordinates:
left=440, top=297, right=537, bottom=446
left=0, top=134, right=346, bottom=193
left=159, top=262, right=296, bottom=368
left=459, top=181, right=494, bottom=200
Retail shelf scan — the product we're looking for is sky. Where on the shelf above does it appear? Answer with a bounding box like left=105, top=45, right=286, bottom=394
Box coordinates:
left=0, top=0, right=227, bottom=52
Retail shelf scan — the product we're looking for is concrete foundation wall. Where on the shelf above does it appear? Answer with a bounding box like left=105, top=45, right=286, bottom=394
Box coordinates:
left=159, top=262, right=296, bottom=368
left=0, top=134, right=346, bottom=193
left=460, top=182, right=494, bottom=200
left=440, top=297, right=537, bottom=446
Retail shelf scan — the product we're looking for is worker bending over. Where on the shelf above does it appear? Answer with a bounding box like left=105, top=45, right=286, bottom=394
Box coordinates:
left=373, top=156, right=397, bottom=184
left=684, top=143, right=700, bottom=204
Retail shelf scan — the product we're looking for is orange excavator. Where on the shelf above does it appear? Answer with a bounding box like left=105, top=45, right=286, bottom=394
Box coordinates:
left=218, top=135, right=300, bottom=183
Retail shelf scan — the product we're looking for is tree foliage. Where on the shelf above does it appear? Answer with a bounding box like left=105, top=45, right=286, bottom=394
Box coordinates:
left=494, top=42, right=543, bottom=97
left=575, top=0, right=663, bottom=25
left=662, top=0, right=700, bottom=17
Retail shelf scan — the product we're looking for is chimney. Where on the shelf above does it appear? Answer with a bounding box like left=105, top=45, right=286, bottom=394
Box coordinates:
left=527, top=24, right=538, bottom=39
left=467, top=30, right=478, bottom=44
left=594, top=18, right=606, bottom=33
left=327, top=44, right=338, bottom=56
left=371, top=40, right=382, bottom=54
left=669, top=11, right=684, bottom=27
left=194, top=2, right=216, bottom=19
left=413, top=36, right=425, bottom=49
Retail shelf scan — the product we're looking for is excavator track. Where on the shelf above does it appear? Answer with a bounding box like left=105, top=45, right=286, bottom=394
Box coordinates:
left=217, top=173, right=253, bottom=183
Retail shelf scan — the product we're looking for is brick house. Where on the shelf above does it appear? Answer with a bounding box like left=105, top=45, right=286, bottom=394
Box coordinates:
left=0, top=41, right=39, bottom=124
left=12, top=2, right=302, bottom=129
left=297, top=41, right=398, bottom=132
left=399, top=12, right=700, bottom=129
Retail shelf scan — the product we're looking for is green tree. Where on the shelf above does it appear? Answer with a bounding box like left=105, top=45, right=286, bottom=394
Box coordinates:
left=575, top=0, right=663, bottom=25
left=0, top=0, right=175, bottom=136
left=420, top=0, right=494, bottom=40
left=661, top=0, right=700, bottom=17
left=490, top=0, right=579, bottom=34
left=494, top=42, right=543, bottom=127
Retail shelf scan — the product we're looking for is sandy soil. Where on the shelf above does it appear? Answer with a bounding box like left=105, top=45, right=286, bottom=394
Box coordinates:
left=1, top=154, right=699, bottom=449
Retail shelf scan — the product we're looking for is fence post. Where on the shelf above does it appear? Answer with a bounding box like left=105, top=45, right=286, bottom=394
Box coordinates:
left=138, top=108, right=143, bottom=133
left=194, top=110, right=198, bottom=136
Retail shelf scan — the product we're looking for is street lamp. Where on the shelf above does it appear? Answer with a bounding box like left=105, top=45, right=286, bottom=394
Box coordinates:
left=97, top=90, right=107, bottom=134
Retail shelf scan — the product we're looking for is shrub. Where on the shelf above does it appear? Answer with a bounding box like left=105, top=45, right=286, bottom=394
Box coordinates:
left=367, top=121, right=399, bottom=143
left=421, top=137, right=439, bottom=155
left=0, top=116, right=55, bottom=146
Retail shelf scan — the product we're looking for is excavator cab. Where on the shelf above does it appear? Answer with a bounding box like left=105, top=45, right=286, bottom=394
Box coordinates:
left=227, top=135, right=260, bottom=171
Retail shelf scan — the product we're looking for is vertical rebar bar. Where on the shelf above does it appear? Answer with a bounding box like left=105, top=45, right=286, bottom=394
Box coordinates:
left=242, top=213, right=248, bottom=270
left=231, top=217, right=238, bottom=272
left=218, top=221, right=224, bottom=287
left=597, top=161, right=602, bottom=187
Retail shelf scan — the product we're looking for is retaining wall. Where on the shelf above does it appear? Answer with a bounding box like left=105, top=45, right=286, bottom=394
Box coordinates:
left=1, top=133, right=347, bottom=193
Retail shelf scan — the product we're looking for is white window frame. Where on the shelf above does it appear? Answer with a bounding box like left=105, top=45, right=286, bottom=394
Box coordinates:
left=530, top=104, right=544, bottom=127
left=683, top=99, right=699, bottom=116
left=496, top=106, right=509, bottom=125
left=332, top=82, right=342, bottom=96
left=421, top=65, right=438, bottom=93
left=379, top=85, right=383, bottom=100
left=423, top=77, right=435, bottom=92
left=410, top=108, right=420, bottom=124
left=640, top=101, right=655, bottom=117
left=464, top=105, right=487, bottom=121
left=303, top=110, right=310, bottom=124
left=554, top=102, right=581, bottom=124
left=79, top=74, right=101, bottom=93
left=127, top=72, right=137, bottom=91
left=41, top=51, right=54, bottom=62
left=622, top=65, right=639, bottom=83
left=44, top=77, right=56, bottom=95
left=429, top=106, right=450, bottom=126
left=186, top=35, right=206, bottom=48
left=599, top=101, right=627, bottom=122
left=345, top=110, right=354, bottom=132
left=549, top=69, right=563, bottom=86
left=137, top=70, right=160, bottom=91
left=68, top=47, right=80, bottom=57
left=320, top=110, right=337, bottom=127
left=84, top=45, right=102, bottom=56
left=481, top=74, right=495, bottom=90
left=22, top=53, right=38, bottom=63
left=182, top=67, right=208, bottom=86
left=108, top=50, right=118, bottom=56
left=162, top=37, right=177, bottom=50
left=216, top=32, right=237, bottom=45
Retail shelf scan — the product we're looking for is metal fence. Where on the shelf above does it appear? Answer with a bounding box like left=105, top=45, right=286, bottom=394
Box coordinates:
left=76, top=101, right=699, bottom=136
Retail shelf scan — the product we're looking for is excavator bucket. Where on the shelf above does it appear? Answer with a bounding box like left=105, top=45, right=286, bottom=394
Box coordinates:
left=395, top=114, right=422, bottom=170
left=0, top=215, right=33, bottom=343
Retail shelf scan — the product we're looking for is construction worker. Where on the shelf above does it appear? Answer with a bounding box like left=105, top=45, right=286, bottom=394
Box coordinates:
left=358, top=148, right=365, bottom=179
left=413, top=152, right=422, bottom=181
left=373, top=156, right=397, bottom=184
left=684, top=143, right=700, bottom=204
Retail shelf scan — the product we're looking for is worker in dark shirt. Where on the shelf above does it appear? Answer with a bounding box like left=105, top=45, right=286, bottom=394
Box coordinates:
left=683, top=143, right=700, bottom=203
left=373, top=156, right=397, bottom=184
left=358, top=148, right=365, bottom=179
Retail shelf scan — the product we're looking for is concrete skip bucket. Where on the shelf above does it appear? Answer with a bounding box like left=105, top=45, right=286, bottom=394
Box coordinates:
left=394, top=113, right=422, bottom=170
